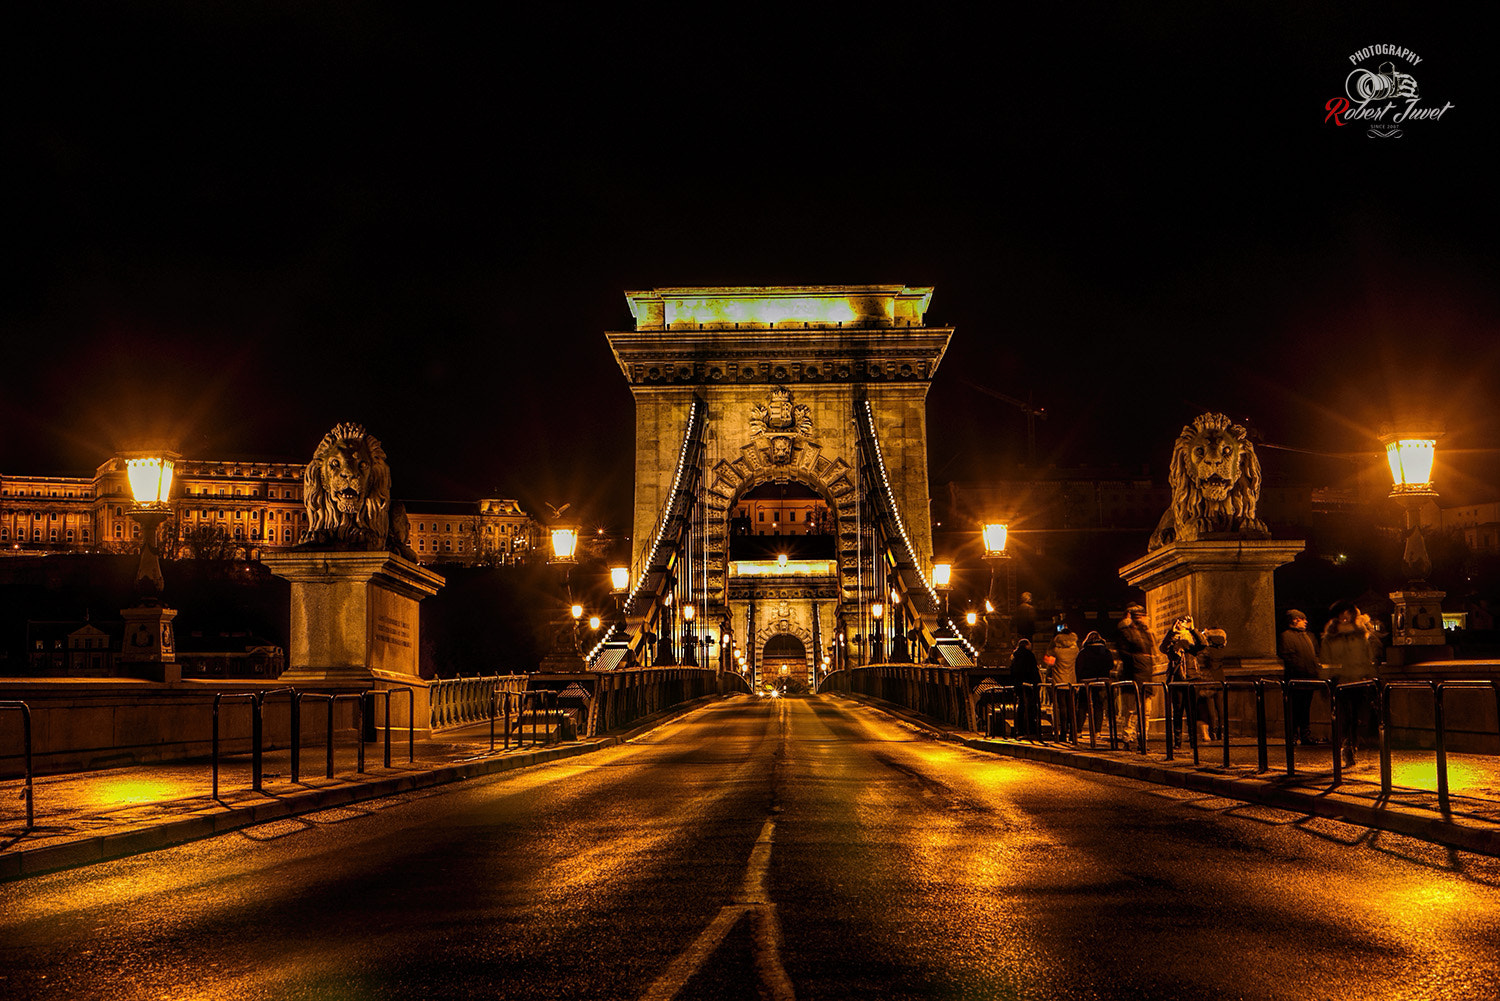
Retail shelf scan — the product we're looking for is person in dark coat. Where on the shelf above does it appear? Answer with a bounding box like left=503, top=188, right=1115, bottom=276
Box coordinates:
left=1278, top=608, right=1322, bottom=745
left=1115, top=603, right=1157, bottom=741
left=1008, top=638, right=1042, bottom=736
left=1160, top=616, right=1208, bottom=747
left=1074, top=630, right=1114, bottom=732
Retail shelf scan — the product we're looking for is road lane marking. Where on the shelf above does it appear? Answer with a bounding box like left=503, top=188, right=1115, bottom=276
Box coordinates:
left=638, top=818, right=794, bottom=1001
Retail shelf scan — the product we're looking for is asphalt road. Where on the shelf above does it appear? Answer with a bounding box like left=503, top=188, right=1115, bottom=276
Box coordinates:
left=2, top=695, right=1499, bottom=1001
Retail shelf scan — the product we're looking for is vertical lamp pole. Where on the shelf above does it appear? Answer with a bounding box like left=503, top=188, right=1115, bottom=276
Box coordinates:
left=981, top=521, right=1011, bottom=656
left=890, top=588, right=909, bottom=662
left=682, top=602, right=697, bottom=666
left=119, top=450, right=181, bottom=682
left=1381, top=425, right=1448, bottom=655
left=870, top=601, right=884, bottom=664
left=541, top=524, right=586, bottom=671
left=931, top=559, right=953, bottom=632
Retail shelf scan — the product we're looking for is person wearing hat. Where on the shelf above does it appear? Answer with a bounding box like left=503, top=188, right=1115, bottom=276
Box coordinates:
left=1278, top=609, right=1322, bottom=745
left=1115, top=602, right=1157, bottom=743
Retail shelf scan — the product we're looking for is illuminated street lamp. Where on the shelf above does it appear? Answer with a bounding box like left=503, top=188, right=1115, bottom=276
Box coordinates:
left=889, top=588, right=909, bottom=663
left=123, top=450, right=178, bottom=598
left=931, top=558, right=953, bottom=626
left=540, top=520, right=587, bottom=671
left=549, top=525, right=580, bottom=564
left=871, top=601, right=884, bottom=663
left=1381, top=426, right=1441, bottom=584
left=682, top=602, right=697, bottom=666
left=118, top=449, right=180, bottom=681
left=1380, top=423, right=1447, bottom=652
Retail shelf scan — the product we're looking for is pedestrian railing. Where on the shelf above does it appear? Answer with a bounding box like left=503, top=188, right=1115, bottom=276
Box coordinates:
left=293, top=692, right=365, bottom=780
left=488, top=689, right=559, bottom=750
left=367, top=687, right=415, bottom=769
left=212, top=692, right=263, bottom=799
left=0, top=701, right=33, bottom=831
left=847, top=664, right=1500, bottom=816
left=430, top=674, right=529, bottom=730
left=1378, top=680, right=1500, bottom=814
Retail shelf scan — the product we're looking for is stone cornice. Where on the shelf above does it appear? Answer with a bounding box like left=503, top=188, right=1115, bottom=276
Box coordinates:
left=605, top=325, right=953, bottom=387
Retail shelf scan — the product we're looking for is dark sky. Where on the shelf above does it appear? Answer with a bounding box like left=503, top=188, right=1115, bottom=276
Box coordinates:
left=5, top=4, right=1497, bottom=530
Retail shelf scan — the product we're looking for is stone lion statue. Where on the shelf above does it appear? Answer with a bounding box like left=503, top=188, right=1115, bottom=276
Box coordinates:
left=298, top=422, right=418, bottom=560
left=1147, top=412, right=1270, bottom=551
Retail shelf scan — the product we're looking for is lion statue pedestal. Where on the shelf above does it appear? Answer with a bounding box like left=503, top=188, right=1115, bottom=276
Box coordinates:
left=264, top=423, right=444, bottom=734
left=262, top=551, right=445, bottom=728
left=1120, top=539, right=1303, bottom=678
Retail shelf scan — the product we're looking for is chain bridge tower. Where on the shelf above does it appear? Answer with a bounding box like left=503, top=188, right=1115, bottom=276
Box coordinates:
left=606, top=286, right=962, bottom=687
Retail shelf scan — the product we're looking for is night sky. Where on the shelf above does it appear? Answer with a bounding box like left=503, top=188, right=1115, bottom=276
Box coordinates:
left=6, top=4, right=1496, bottom=532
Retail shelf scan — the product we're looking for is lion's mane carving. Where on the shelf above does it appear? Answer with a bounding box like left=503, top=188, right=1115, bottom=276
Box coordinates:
left=1147, top=412, right=1270, bottom=551
left=298, top=422, right=418, bottom=560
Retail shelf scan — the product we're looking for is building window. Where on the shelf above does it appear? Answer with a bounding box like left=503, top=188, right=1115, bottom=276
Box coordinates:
left=284, top=529, right=292, bottom=542
left=115, top=525, right=123, bottom=539
left=443, top=540, right=452, bottom=552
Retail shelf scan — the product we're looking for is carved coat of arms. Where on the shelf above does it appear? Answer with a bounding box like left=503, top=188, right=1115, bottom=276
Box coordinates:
left=749, top=387, right=814, bottom=465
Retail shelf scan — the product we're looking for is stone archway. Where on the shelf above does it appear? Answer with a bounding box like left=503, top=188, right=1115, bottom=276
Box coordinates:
left=760, top=620, right=814, bottom=686
left=762, top=633, right=808, bottom=679
left=704, top=442, right=861, bottom=607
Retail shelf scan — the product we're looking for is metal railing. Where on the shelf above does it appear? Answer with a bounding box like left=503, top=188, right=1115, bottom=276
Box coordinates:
left=430, top=674, right=528, bottom=729
left=293, top=692, right=365, bottom=780
left=489, top=690, right=560, bottom=750
left=366, top=687, right=415, bottom=769
left=1378, top=680, right=1500, bottom=814
left=1, top=701, right=33, bottom=831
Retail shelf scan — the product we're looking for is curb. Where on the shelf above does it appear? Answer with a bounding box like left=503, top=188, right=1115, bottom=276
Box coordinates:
left=838, top=693, right=1500, bottom=858
left=0, top=695, right=722, bottom=882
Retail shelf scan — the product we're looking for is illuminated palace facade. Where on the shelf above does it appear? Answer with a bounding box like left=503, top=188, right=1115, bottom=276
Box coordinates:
left=0, top=458, right=536, bottom=567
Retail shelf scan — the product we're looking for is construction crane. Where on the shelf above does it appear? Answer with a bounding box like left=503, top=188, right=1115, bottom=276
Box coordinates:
left=958, top=377, right=1047, bottom=466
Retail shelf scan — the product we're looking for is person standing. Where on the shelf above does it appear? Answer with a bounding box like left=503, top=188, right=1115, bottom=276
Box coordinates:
left=1074, top=630, right=1114, bottom=733
left=1322, top=600, right=1380, bottom=765
left=1278, top=609, right=1322, bottom=745
left=1159, top=616, right=1208, bottom=747
left=1116, top=603, right=1157, bottom=743
left=1047, top=625, right=1080, bottom=735
left=1008, top=638, right=1041, bottom=737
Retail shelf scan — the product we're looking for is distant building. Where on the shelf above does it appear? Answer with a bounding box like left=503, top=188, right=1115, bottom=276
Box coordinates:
left=1, top=457, right=307, bottom=558
left=406, top=498, right=536, bottom=565
left=1, top=457, right=536, bottom=566
left=1441, top=502, right=1500, bottom=555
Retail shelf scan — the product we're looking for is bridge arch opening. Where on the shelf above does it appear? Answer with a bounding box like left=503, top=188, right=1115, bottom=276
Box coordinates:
left=762, top=633, right=809, bottom=687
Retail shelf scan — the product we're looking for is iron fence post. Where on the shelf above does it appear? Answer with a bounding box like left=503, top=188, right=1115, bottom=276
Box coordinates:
left=1254, top=681, right=1269, bottom=774
left=1433, top=681, right=1449, bottom=815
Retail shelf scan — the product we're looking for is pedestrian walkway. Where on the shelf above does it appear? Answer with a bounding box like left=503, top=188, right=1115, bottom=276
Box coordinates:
left=848, top=693, right=1500, bottom=856
left=0, top=715, right=656, bottom=881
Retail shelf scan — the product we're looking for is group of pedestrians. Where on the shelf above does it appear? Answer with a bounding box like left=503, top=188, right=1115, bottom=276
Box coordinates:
left=995, top=595, right=1383, bottom=761
left=1279, top=601, right=1382, bottom=765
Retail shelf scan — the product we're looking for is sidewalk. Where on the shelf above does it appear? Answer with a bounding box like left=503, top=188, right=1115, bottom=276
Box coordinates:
left=0, top=712, right=672, bottom=882
left=845, top=695, right=1500, bottom=857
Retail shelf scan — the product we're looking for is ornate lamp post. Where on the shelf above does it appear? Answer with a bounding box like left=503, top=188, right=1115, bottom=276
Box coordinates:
left=682, top=602, right=698, bottom=666
left=119, top=449, right=181, bottom=681
left=931, top=559, right=953, bottom=634
left=980, top=520, right=1013, bottom=661
left=541, top=524, right=587, bottom=671
left=871, top=601, right=884, bottom=663
left=889, top=588, right=909, bottom=662
left=1381, top=424, right=1448, bottom=654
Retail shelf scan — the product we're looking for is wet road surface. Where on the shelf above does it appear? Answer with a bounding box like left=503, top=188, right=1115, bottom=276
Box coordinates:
left=2, top=694, right=1499, bottom=1000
